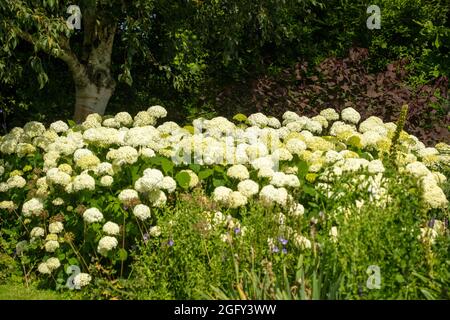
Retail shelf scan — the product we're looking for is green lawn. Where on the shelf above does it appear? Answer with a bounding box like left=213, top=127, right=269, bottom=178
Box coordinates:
left=0, top=283, right=69, bottom=300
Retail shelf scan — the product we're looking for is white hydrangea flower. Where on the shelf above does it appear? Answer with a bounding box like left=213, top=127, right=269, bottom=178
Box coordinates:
left=50, top=120, right=69, bottom=133
left=86, top=113, right=103, bottom=123
left=341, top=107, right=361, bottom=124
left=106, top=146, right=139, bottom=165
left=133, top=111, right=156, bottom=127
left=282, top=111, right=301, bottom=123
left=52, top=198, right=65, bottom=206
left=30, top=227, right=45, bottom=238
left=83, top=208, right=104, bottom=224
left=259, top=185, right=288, bottom=206
left=7, top=175, right=26, bottom=189
left=417, top=147, right=439, bottom=159
left=23, top=121, right=45, bottom=138
left=147, top=105, right=168, bottom=118
left=46, top=168, right=71, bottom=186
left=118, top=189, right=139, bottom=203
left=267, top=117, right=281, bottom=128
left=16, top=143, right=36, bottom=157
left=97, top=236, right=118, bottom=256
left=124, top=126, right=160, bottom=147
left=73, top=273, right=92, bottom=289
left=102, top=118, right=120, bottom=128
left=311, top=115, right=328, bottom=129
left=246, top=143, right=269, bottom=160
left=161, top=176, right=176, bottom=193
left=285, top=121, right=305, bottom=132
left=269, top=172, right=300, bottom=188
left=45, top=240, right=60, bottom=252
left=359, top=116, right=384, bottom=133
left=103, top=221, right=120, bottom=236
left=251, top=156, right=274, bottom=171
left=285, top=138, right=306, bottom=155
left=133, top=204, right=151, bottom=221
left=95, top=162, right=114, bottom=176
left=115, top=112, right=134, bottom=127
left=258, top=166, right=275, bottom=179
left=248, top=113, right=268, bottom=127
left=158, top=121, right=181, bottom=134
left=46, top=257, right=61, bottom=271
left=368, top=160, right=385, bottom=174
left=422, top=186, right=448, bottom=209
left=329, top=121, right=355, bottom=137
left=405, top=161, right=431, bottom=178
left=140, top=148, right=156, bottom=159
left=49, top=222, right=64, bottom=234
left=100, top=175, right=114, bottom=187
left=72, top=174, right=95, bottom=192
left=229, top=191, right=248, bottom=208
left=432, top=172, right=446, bottom=185
left=134, top=169, right=164, bottom=192
left=227, top=164, right=250, bottom=180
left=320, top=108, right=339, bottom=121
left=341, top=158, right=369, bottom=172
left=324, top=150, right=342, bottom=164
left=284, top=174, right=300, bottom=188
left=149, top=226, right=161, bottom=237
left=0, top=200, right=16, bottom=210
left=213, top=186, right=233, bottom=204
left=304, top=119, right=322, bottom=134
left=73, top=148, right=94, bottom=162
left=289, top=203, right=305, bottom=216
left=38, top=262, right=51, bottom=274
left=22, top=198, right=44, bottom=217
left=270, top=172, right=287, bottom=187
left=272, top=147, right=293, bottom=162
left=361, top=131, right=383, bottom=148
left=237, top=179, right=259, bottom=197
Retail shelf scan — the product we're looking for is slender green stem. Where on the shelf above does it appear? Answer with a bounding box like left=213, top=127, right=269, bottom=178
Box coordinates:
left=120, top=212, right=126, bottom=278
left=67, top=239, right=89, bottom=272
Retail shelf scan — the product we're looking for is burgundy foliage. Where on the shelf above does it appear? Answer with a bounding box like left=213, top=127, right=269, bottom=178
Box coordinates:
left=217, top=48, right=450, bottom=145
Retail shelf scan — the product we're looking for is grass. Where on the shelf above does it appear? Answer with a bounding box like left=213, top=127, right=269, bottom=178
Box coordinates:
left=0, top=283, right=72, bottom=300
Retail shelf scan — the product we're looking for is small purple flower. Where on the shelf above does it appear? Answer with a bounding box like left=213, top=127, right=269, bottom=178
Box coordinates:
left=168, top=239, right=174, bottom=247
left=123, top=205, right=129, bottom=211
left=282, top=248, right=287, bottom=254
left=278, top=237, right=288, bottom=246
left=234, top=228, right=241, bottom=235
left=272, top=246, right=279, bottom=253
left=143, top=233, right=150, bottom=243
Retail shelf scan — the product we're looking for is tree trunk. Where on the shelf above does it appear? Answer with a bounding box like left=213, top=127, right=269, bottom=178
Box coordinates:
left=73, top=77, right=115, bottom=122
left=72, top=27, right=116, bottom=123
left=14, top=2, right=119, bottom=123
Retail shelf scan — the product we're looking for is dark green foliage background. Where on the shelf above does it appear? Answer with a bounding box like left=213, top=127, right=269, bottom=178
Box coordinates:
left=1, top=0, right=449, bottom=132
